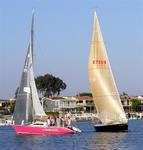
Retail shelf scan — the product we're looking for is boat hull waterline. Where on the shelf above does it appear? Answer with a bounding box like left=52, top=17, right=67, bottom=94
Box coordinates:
left=12, top=125, right=75, bottom=135
left=94, top=123, right=128, bottom=132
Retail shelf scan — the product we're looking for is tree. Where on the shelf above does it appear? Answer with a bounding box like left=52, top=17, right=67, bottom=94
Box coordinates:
left=131, top=99, right=140, bottom=112
left=10, top=101, right=16, bottom=114
left=35, top=74, right=67, bottom=97
left=77, top=92, right=92, bottom=97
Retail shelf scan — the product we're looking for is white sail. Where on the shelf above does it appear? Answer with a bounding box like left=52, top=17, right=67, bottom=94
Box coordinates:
left=29, top=13, right=46, bottom=117
left=30, top=66, right=46, bottom=116
left=88, top=12, right=127, bottom=125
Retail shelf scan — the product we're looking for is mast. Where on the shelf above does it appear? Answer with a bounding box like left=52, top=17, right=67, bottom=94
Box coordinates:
left=88, top=12, right=127, bottom=125
left=30, top=10, right=34, bottom=59
left=29, top=11, right=46, bottom=117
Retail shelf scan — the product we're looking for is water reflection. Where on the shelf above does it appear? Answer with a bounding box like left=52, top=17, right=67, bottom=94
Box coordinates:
left=13, top=134, right=78, bottom=150
left=12, top=135, right=46, bottom=150
left=88, top=132, right=127, bottom=150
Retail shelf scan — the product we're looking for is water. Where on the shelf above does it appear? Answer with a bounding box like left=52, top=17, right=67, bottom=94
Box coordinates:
left=0, top=120, right=143, bottom=150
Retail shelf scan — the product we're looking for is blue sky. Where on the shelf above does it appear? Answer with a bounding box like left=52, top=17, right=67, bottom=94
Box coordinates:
left=0, top=0, right=143, bottom=99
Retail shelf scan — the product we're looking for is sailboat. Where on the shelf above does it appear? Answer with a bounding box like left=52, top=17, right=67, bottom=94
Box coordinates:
left=88, top=12, right=128, bottom=132
left=12, top=12, right=80, bottom=135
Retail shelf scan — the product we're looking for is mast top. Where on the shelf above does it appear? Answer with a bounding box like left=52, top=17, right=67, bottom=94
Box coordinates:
left=93, top=11, right=98, bottom=25
left=94, top=11, right=97, bottom=18
left=32, top=9, right=35, bottom=15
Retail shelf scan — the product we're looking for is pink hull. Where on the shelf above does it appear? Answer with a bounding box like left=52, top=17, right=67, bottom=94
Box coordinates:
left=12, top=125, right=75, bottom=135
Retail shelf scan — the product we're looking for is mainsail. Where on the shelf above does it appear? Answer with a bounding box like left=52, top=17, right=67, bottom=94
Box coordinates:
left=88, top=12, right=127, bottom=125
left=13, top=12, right=46, bottom=125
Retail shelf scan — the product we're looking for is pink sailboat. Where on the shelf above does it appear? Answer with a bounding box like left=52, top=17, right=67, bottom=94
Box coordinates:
left=12, top=124, right=75, bottom=135
left=12, top=12, right=81, bottom=135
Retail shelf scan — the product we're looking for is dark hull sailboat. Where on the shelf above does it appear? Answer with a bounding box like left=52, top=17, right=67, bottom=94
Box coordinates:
left=95, top=123, right=128, bottom=132
left=88, top=11, right=128, bottom=132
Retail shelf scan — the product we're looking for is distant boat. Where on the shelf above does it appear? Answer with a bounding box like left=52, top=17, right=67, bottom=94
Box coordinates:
left=88, top=12, right=128, bottom=132
left=12, top=12, right=81, bottom=135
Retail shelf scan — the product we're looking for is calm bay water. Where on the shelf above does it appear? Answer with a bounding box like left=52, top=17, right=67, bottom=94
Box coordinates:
left=0, top=120, right=143, bottom=150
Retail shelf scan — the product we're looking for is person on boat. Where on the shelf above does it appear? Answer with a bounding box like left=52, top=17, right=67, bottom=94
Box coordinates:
left=50, top=116, right=56, bottom=126
left=47, top=117, right=50, bottom=127
left=67, top=117, right=72, bottom=127
left=64, top=116, right=68, bottom=127
left=56, top=116, right=60, bottom=127
left=66, top=112, right=71, bottom=118
left=64, top=115, right=72, bottom=127
left=60, top=116, right=65, bottom=127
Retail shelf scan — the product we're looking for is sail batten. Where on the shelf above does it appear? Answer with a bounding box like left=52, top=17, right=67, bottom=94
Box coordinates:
left=88, top=12, right=127, bottom=125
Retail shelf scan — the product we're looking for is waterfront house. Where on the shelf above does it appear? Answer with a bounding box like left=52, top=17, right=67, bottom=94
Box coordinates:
left=74, top=96, right=95, bottom=113
left=120, top=95, right=132, bottom=113
left=43, top=96, right=77, bottom=113
left=42, top=96, right=95, bottom=114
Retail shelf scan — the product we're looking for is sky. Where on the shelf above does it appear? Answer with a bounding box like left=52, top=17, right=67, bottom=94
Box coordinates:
left=0, top=0, right=143, bottom=99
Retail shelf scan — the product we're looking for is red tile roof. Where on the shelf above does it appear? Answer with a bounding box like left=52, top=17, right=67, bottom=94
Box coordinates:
left=74, top=96, right=93, bottom=101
